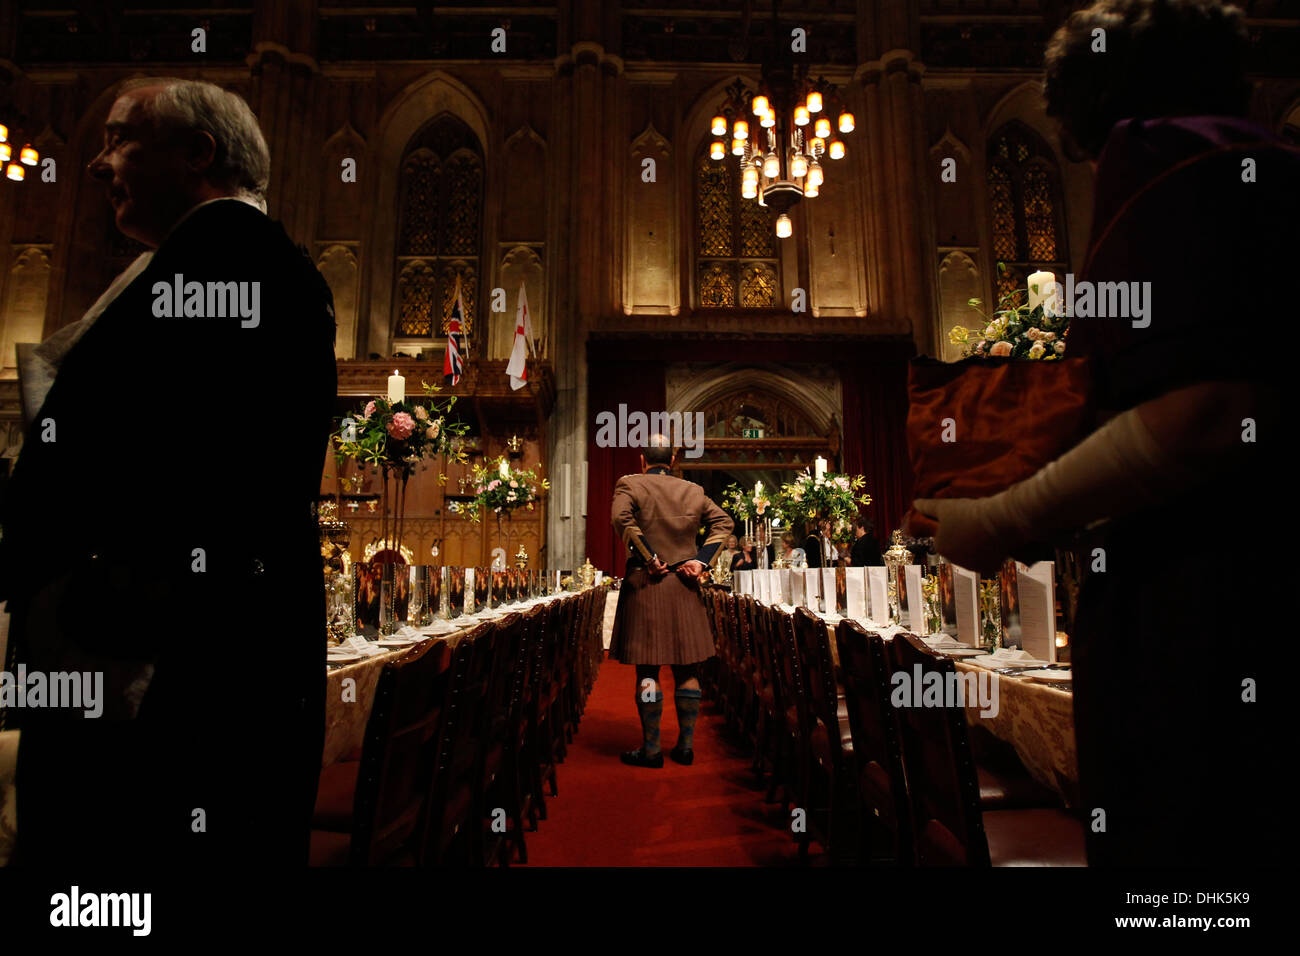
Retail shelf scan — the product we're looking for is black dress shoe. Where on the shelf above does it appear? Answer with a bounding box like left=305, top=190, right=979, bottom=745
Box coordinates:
left=670, top=745, right=694, bottom=766
left=620, top=748, right=664, bottom=768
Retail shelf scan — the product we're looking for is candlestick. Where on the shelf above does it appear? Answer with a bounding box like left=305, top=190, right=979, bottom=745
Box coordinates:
left=1027, top=271, right=1055, bottom=314
left=387, top=370, right=405, bottom=404
left=814, top=456, right=827, bottom=480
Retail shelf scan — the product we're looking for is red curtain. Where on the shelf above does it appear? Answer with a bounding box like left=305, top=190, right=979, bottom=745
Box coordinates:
left=835, top=353, right=914, bottom=542
left=585, top=356, right=666, bottom=577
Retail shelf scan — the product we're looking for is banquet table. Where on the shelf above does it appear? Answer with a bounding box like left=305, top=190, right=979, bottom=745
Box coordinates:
left=770, top=604, right=1080, bottom=806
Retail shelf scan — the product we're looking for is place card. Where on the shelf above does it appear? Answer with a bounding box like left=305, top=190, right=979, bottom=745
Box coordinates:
left=845, top=567, right=868, bottom=621
left=901, top=565, right=925, bottom=632
left=490, top=568, right=508, bottom=608
left=734, top=570, right=752, bottom=596
left=1016, top=561, right=1057, bottom=664
left=834, top=566, right=847, bottom=616
left=799, top=569, right=821, bottom=611
left=431, top=567, right=446, bottom=619
left=776, top=568, right=793, bottom=605
left=448, top=566, right=466, bottom=618
left=595, top=571, right=604, bottom=586
left=472, top=567, right=490, bottom=614
left=867, top=566, right=889, bottom=623
left=998, top=558, right=1022, bottom=649
left=951, top=564, right=980, bottom=647
left=936, top=562, right=959, bottom=638
left=408, top=566, right=432, bottom=626
left=354, top=562, right=383, bottom=637
left=758, top=570, right=774, bottom=604
left=820, top=568, right=837, bottom=615
left=790, top=568, right=806, bottom=607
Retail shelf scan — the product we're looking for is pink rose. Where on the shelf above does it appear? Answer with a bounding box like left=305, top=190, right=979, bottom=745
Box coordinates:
left=362, top=400, right=376, bottom=419
left=387, top=412, right=416, bottom=439
left=475, top=485, right=483, bottom=494
left=414, top=405, right=428, bottom=421
left=510, top=480, right=519, bottom=488
left=427, top=420, right=440, bottom=440
left=990, top=341, right=1012, bottom=357
left=488, top=479, right=501, bottom=490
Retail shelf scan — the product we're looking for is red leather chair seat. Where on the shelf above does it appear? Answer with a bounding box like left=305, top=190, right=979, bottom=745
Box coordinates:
left=312, top=759, right=360, bottom=833
left=976, top=763, right=1057, bottom=811
left=983, top=808, right=1087, bottom=866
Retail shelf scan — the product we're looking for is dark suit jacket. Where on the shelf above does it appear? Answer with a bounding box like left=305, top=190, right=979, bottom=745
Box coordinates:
left=850, top=532, right=884, bottom=567
left=804, top=534, right=824, bottom=569
left=0, top=199, right=337, bottom=867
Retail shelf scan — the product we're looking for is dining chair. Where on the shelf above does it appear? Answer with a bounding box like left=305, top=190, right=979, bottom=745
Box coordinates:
left=835, top=619, right=914, bottom=865
left=792, top=606, right=858, bottom=862
left=768, top=609, right=809, bottom=817
left=888, top=633, right=1087, bottom=866
left=477, top=612, right=525, bottom=866
left=309, top=637, right=455, bottom=866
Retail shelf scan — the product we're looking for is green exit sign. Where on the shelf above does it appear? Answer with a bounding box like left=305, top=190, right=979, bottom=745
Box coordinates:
left=742, top=428, right=764, bottom=439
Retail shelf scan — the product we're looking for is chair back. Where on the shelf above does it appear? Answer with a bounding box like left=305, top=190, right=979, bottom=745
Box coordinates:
left=835, top=619, right=914, bottom=865
left=348, top=637, right=454, bottom=865
left=888, top=633, right=989, bottom=866
left=792, top=607, right=844, bottom=770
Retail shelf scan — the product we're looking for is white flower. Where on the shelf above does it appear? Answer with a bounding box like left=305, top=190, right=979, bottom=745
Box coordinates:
left=990, top=341, right=1012, bottom=357
left=1028, top=341, right=1046, bottom=359
left=1054, top=341, right=1066, bottom=354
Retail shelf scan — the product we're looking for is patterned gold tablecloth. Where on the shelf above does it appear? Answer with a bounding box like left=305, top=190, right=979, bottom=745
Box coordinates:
left=0, top=730, right=17, bottom=867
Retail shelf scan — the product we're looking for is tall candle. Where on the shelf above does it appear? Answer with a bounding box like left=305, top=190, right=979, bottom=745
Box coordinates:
left=755, top=480, right=763, bottom=495
left=1027, top=271, right=1055, bottom=314
left=387, top=370, right=405, bottom=404
left=814, top=456, right=827, bottom=480
left=499, top=459, right=510, bottom=480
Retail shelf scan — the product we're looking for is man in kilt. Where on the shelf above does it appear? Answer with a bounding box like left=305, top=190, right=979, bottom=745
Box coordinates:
left=609, top=436, right=732, bottom=767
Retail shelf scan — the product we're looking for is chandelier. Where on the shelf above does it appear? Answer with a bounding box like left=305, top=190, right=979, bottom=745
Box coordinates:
left=709, top=54, right=854, bottom=239
left=0, top=121, right=40, bottom=182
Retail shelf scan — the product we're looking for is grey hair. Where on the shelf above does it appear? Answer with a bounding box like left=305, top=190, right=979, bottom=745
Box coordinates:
left=120, top=77, right=270, bottom=209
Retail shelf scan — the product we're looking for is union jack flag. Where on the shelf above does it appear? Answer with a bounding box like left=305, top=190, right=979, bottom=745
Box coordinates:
left=444, top=279, right=466, bottom=387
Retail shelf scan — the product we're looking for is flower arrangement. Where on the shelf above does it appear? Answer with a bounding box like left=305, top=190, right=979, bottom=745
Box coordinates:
left=947, top=265, right=1069, bottom=361
left=721, top=481, right=782, bottom=525
left=456, top=457, right=549, bottom=523
left=333, top=381, right=469, bottom=475
left=775, top=470, right=873, bottom=541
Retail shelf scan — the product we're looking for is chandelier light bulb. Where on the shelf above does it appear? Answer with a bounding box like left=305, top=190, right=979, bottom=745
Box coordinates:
left=752, top=95, right=769, bottom=115
left=775, top=214, right=792, bottom=239
left=731, top=137, right=745, bottom=156
left=0, top=124, right=8, bottom=142
left=742, top=181, right=758, bottom=200
left=742, top=165, right=759, bottom=184
left=807, top=161, right=824, bottom=187
left=803, top=183, right=819, bottom=198
left=760, top=109, right=776, bottom=128
left=794, top=105, right=810, bottom=127
left=809, top=136, right=825, bottom=155
left=838, top=111, right=855, bottom=133
left=829, top=139, right=846, bottom=160
left=791, top=152, right=809, bottom=178
left=0, top=143, right=9, bottom=163
left=762, top=151, right=779, bottom=178
left=711, top=115, right=727, bottom=136
left=807, top=91, right=823, bottom=113
left=733, top=118, right=749, bottom=140
left=19, top=144, right=37, bottom=166
left=710, top=140, right=725, bottom=161
left=814, top=117, right=832, bottom=139
left=6, top=162, right=23, bottom=181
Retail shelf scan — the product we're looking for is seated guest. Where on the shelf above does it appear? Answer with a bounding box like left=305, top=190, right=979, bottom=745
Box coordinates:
left=730, top=538, right=758, bottom=573
left=711, top=533, right=738, bottom=579
left=777, top=532, right=806, bottom=568
left=849, top=516, right=884, bottom=567
left=916, top=0, right=1288, bottom=866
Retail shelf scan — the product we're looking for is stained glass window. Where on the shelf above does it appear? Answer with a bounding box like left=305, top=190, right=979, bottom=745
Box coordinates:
left=987, top=123, right=1067, bottom=301
left=696, top=148, right=779, bottom=308
left=395, top=116, right=483, bottom=338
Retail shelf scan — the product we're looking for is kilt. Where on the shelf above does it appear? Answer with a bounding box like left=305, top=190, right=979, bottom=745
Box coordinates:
left=609, top=566, right=716, bottom=666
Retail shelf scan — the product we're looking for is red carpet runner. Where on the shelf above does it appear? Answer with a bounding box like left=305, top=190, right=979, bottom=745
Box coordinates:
left=521, top=657, right=815, bottom=866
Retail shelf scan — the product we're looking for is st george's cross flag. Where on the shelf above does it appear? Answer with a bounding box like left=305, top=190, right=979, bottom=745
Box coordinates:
left=443, top=278, right=467, bottom=387
left=506, top=280, right=535, bottom=391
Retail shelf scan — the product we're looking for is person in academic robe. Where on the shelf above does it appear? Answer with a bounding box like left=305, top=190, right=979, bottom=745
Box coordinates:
left=849, top=516, right=884, bottom=567
left=914, top=0, right=1289, bottom=866
left=0, top=79, right=337, bottom=867
left=609, top=436, right=733, bottom=767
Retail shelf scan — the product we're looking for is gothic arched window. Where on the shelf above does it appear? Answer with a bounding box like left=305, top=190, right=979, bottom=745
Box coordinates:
left=986, top=123, right=1068, bottom=306
left=695, top=147, right=779, bottom=309
left=395, top=115, right=483, bottom=341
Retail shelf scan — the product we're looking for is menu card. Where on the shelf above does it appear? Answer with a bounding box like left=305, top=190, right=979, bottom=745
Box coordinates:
left=734, top=570, right=752, bottom=596
left=776, top=568, right=792, bottom=605
left=473, top=567, right=490, bottom=614
left=799, top=569, right=821, bottom=611
left=820, top=568, right=837, bottom=616
left=430, top=566, right=446, bottom=620
left=951, top=564, right=980, bottom=647
left=937, top=562, right=959, bottom=638
left=491, top=569, right=508, bottom=608
left=354, top=562, right=383, bottom=636
left=867, top=566, right=889, bottom=623
left=844, top=567, right=868, bottom=620
left=1015, top=561, right=1057, bottom=664
left=752, top=570, right=767, bottom=603
left=901, top=565, right=925, bottom=632
left=790, top=569, right=806, bottom=607
left=998, top=558, right=1022, bottom=648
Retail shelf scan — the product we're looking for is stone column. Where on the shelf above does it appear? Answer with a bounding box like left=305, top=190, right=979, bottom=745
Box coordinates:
left=855, top=0, right=938, bottom=355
